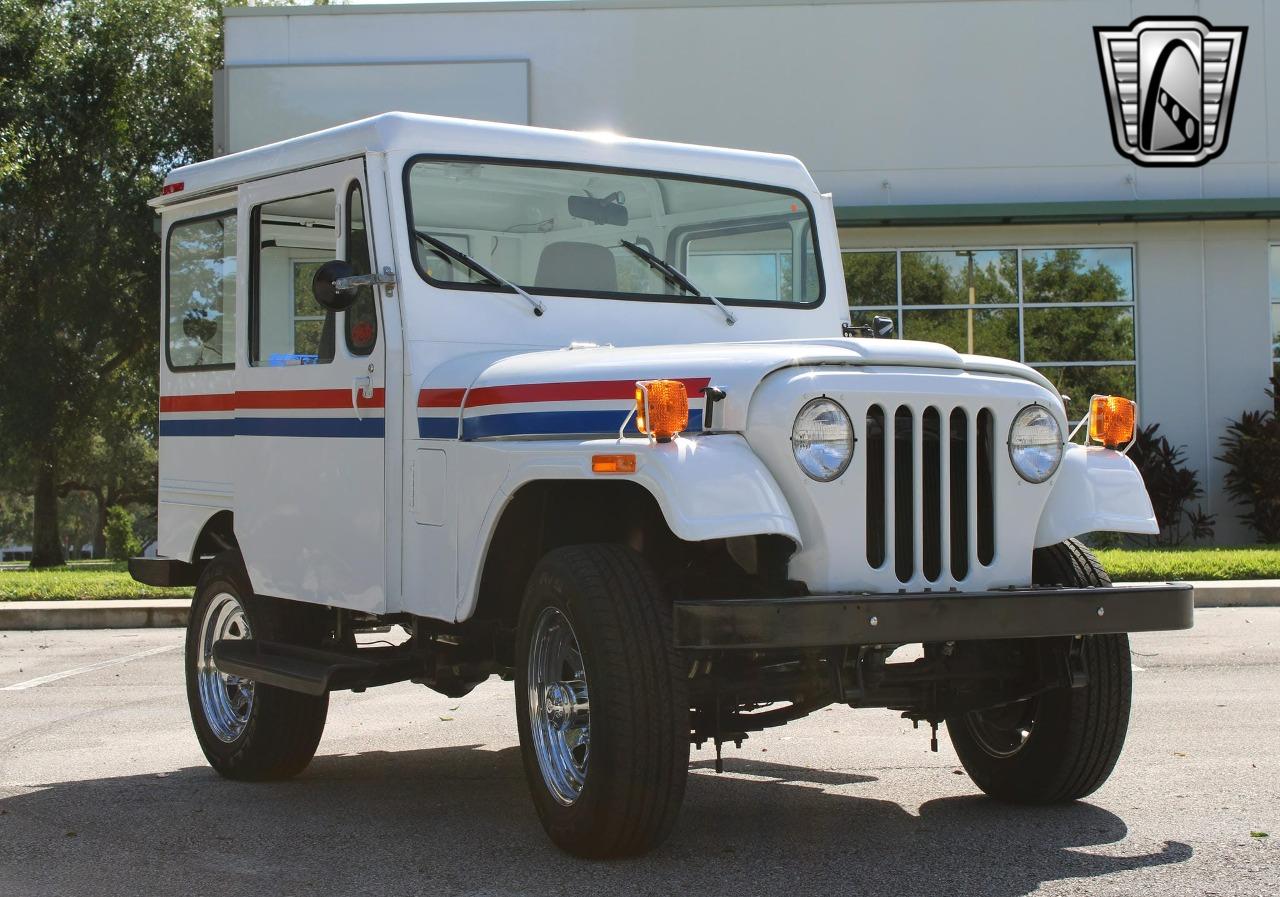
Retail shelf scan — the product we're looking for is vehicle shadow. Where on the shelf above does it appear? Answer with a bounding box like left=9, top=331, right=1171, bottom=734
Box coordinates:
left=0, top=743, right=1191, bottom=897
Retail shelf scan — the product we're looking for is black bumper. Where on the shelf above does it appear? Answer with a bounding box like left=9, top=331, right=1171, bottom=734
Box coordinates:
left=673, top=583, right=1193, bottom=650
left=128, top=557, right=197, bottom=588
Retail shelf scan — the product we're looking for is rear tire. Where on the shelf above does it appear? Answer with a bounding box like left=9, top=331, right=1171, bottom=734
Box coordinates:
left=515, top=544, right=689, bottom=858
left=185, top=551, right=330, bottom=781
left=946, top=539, right=1132, bottom=803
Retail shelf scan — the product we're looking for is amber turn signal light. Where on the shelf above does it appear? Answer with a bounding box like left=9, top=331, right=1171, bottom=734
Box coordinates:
left=1088, top=395, right=1136, bottom=449
left=635, top=380, right=689, bottom=441
left=591, top=454, right=636, bottom=474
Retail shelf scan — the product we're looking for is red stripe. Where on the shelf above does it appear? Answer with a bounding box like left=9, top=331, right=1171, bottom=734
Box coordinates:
left=418, top=388, right=468, bottom=409
left=160, top=388, right=385, bottom=412
left=159, top=393, right=235, bottom=413
left=419, top=377, right=712, bottom=410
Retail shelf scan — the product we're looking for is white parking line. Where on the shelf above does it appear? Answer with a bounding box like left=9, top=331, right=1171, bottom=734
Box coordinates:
left=0, top=644, right=180, bottom=691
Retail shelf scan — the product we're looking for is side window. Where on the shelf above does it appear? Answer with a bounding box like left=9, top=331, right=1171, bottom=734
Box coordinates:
left=167, top=212, right=236, bottom=370
left=251, top=191, right=337, bottom=366
left=344, top=182, right=377, bottom=356
left=682, top=222, right=817, bottom=303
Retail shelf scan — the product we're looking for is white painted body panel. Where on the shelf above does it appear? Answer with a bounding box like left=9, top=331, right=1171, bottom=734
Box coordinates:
left=1035, top=446, right=1159, bottom=549
left=152, top=114, right=1162, bottom=624
left=430, top=434, right=800, bottom=622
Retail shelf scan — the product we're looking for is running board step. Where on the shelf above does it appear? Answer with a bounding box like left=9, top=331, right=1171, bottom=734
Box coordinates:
left=212, top=639, right=418, bottom=696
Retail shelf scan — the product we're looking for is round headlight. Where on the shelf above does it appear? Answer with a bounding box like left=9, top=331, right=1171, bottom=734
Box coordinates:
left=1008, top=404, right=1064, bottom=484
left=792, top=398, right=854, bottom=482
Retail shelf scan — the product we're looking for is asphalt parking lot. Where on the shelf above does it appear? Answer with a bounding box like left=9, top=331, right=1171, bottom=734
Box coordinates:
left=0, top=609, right=1275, bottom=897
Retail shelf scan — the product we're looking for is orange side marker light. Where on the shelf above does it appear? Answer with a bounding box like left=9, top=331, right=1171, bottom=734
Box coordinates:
left=592, top=454, right=637, bottom=474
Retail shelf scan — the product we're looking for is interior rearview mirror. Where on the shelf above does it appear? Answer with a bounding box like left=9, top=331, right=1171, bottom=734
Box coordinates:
left=568, top=193, right=628, bottom=226
left=312, top=259, right=358, bottom=312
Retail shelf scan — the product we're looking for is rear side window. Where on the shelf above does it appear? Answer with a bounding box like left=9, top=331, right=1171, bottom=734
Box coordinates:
left=167, top=212, right=237, bottom=370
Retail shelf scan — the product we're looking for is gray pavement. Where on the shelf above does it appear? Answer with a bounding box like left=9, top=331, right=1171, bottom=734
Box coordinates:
left=0, top=610, right=1276, bottom=897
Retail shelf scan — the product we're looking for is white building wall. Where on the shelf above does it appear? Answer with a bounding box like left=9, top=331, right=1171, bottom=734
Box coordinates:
left=223, top=0, right=1280, bottom=205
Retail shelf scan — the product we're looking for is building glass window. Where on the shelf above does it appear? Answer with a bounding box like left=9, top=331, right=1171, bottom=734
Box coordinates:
left=845, top=245, right=1137, bottom=419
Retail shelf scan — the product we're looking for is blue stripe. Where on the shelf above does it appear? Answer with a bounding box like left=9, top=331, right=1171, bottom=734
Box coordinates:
left=459, top=408, right=703, bottom=441
left=418, top=417, right=460, bottom=439
left=159, top=418, right=237, bottom=437
left=160, top=417, right=384, bottom=438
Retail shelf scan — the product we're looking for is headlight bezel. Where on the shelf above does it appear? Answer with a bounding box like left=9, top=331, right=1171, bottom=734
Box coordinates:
left=1007, top=403, right=1065, bottom=484
left=791, top=397, right=855, bottom=482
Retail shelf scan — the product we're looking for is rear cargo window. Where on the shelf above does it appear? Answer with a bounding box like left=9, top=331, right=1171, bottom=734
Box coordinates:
left=167, top=212, right=237, bottom=370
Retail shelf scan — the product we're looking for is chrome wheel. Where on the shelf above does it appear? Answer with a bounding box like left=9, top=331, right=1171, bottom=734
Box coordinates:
left=527, top=606, right=590, bottom=806
left=198, top=591, right=255, bottom=743
left=966, top=698, right=1037, bottom=759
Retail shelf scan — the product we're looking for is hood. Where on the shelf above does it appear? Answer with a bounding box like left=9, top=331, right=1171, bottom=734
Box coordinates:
left=415, top=338, right=1059, bottom=440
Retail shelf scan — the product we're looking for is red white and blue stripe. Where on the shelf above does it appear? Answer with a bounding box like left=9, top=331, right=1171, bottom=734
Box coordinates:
left=418, top=377, right=710, bottom=440
left=159, top=389, right=386, bottom=438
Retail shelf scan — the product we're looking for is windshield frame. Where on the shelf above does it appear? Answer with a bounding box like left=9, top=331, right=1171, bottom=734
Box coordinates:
left=401, top=154, right=827, bottom=311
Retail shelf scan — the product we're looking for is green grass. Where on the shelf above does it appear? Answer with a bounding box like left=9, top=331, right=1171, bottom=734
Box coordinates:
left=0, top=562, right=190, bottom=602
left=1096, top=545, right=1280, bottom=582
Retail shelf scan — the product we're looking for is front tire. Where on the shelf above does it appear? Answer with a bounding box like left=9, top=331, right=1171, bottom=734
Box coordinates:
left=515, top=544, right=689, bottom=858
left=185, top=552, right=330, bottom=781
left=947, top=539, right=1132, bottom=803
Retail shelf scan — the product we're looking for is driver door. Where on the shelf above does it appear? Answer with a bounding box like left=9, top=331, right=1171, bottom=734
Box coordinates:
left=234, top=159, right=387, bottom=612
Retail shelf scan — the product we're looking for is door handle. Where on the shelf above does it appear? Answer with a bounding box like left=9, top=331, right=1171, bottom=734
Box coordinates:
left=352, top=376, right=374, bottom=419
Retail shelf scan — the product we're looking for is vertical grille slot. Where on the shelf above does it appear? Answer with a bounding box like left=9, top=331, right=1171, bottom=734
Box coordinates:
left=865, top=405, right=886, bottom=569
left=977, top=408, right=996, bottom=567
left=921, top=407, right=942, bottom=582
left=949, top=408, right=970, bottom=581
left=894, top=406, right=914, bottom=583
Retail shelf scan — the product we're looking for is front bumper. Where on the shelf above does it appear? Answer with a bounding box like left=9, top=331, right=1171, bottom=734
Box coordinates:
left=673, top=583, right=1193, bottom=650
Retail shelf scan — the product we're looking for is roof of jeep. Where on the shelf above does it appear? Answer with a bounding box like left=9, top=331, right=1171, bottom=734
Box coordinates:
left=152, top=112, right=819, bottom=208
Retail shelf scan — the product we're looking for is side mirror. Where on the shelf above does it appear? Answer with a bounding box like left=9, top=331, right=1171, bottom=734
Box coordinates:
left=312, top=259, right=358, bottom=312
left=872, top=314, right=895, bottom=338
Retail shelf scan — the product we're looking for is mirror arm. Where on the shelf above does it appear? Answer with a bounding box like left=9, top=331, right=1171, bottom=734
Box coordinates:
left=333, top=266, right=398, bottom=297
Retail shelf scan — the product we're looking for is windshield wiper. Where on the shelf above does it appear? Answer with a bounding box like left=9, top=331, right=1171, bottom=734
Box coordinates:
left=618, top=239, right=736, bottom=326
left=415, top=230, right=545, bottom=317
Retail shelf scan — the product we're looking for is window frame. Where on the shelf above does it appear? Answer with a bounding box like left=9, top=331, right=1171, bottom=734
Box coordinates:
left=842, top=243, right=1140, bottom=418
left=401, top=153, right=827, bottom=310
left=164, top=207, right=238, bottom=373
left=248, top=189, right=339, bottom=367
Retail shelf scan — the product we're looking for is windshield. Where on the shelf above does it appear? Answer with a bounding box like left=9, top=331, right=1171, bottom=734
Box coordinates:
left=404, top=157, right=823, bottom=306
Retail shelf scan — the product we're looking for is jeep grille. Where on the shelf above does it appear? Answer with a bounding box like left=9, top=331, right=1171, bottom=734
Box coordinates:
left=865, top=404, right=996, bottom=583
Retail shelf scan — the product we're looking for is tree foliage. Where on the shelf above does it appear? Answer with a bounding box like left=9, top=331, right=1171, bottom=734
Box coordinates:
left=104, top=503, right=140, bottom=560
left=0, top=0, right=219, bottom=565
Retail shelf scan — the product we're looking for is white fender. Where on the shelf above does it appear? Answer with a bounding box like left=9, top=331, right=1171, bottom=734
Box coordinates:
left=454, top=434, right=800, bottom=620
left=1035, top=445, right=1158, bottom=548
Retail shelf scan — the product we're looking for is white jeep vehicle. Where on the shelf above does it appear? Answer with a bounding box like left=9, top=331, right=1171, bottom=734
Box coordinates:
left=131, top=113, right=1191, bottom=858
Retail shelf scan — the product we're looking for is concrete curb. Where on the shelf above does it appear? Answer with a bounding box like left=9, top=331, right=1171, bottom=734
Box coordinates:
left=1, top=581, right=1279, bottom=629
left=0, top=599, right=191, bottom=630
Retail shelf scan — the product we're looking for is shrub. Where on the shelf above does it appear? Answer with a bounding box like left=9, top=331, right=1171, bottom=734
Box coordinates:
left=1127, top=423, right=1215, bottom=546
left=105, top=506, right=141, bottom=561
left=1218, top=376, right=1280, bottom=542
